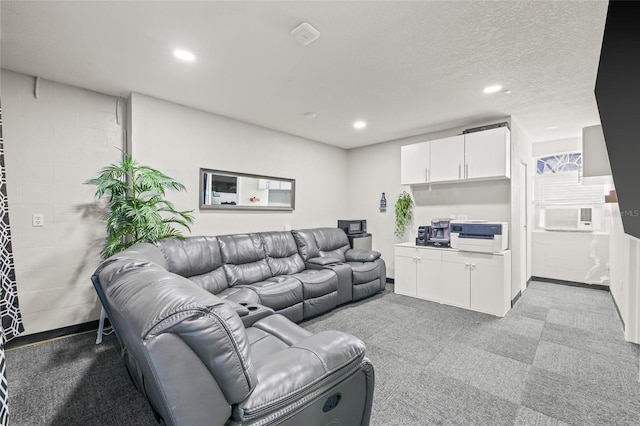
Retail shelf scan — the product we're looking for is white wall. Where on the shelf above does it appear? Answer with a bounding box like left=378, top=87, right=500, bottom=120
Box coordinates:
left=346, top=119, right=513, bottom=280
left=626, top=236, right=640, bottom=343
left=129, top=93, right=348, bottom=236
left=532, top=232, right=610, bottom=283
left=509, top=118, right=533, bottom=297
left=532, top=137, right=581, bottom=158
left=608, top=196, right=640, bottom=344
left=2, top=70, right=123, bottom=335
left=609, top=203, right=629, bottom=320
left=531, top=136, right=612, bottom=286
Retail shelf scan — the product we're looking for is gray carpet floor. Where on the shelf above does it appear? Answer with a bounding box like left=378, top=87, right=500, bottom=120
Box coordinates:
left=6, top=281, right=640, bottom=425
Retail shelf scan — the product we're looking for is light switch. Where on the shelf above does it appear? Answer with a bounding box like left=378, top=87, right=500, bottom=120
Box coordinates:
left=32, top=213, right=44, bottom=227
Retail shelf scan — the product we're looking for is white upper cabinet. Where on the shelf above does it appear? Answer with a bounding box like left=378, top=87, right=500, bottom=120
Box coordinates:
left=464, top=127, right=510, bottom=180
left=258, top=179, right=292, bottom=190
left=279, top=181, right=292, bottom=190
left=430, top=135, right=465, bottom=183
left=400, top=126, right=510, bottom=185
left=400, top=142, right=430, bottom=184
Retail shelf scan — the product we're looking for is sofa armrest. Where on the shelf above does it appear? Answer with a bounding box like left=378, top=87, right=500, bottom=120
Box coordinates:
left=233, top=330, right=365, bottom=422
left=307, top=256, right=342, bottom=266
left=345, top=249, right=381, bottom=262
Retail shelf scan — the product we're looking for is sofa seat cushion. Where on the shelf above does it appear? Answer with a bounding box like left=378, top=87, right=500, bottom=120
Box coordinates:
left=292, top=269, right=338, bottom=298
left=217, top=287, right=260, bottom=305
left=251, top=314, right=313, bottom=345
left=240, top=276, right=303, bottom=311
left=292, top=269, right=339, bottom=319
left=245, top=328, right=289, bottom=363
left=244, top=313, right=318, bottom=364
left=347, top=261, right=380, bottom=285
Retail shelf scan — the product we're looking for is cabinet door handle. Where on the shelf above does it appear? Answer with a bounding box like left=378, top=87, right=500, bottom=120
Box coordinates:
left=425, top=168, right=428, bottom=182
left=465, top=163, right=469, bottom=179
left=471, top=263, right=476, bottom=269
left=458, top=164, right=461, bottom=179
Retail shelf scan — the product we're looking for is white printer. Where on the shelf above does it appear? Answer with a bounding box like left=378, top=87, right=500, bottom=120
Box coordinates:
left=450, top=221, right=508, bottom=253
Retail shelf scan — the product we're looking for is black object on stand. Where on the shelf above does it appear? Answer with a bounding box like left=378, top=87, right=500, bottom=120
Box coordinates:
left=348, top=233, right=372, bottom=250
left=337, top=219, right=373, bottom=250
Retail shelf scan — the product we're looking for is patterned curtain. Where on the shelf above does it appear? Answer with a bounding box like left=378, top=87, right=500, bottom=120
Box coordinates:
left=0, top=97, right=24, bottom=424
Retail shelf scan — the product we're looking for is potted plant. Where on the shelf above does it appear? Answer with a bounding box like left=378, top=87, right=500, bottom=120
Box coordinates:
left=87, top=154, right=194, bottom=258
left=395, top=191, right=414, bottom=238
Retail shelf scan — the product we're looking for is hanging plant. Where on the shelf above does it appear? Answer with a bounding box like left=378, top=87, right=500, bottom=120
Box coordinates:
left=395, top=191, right=414, bottom=238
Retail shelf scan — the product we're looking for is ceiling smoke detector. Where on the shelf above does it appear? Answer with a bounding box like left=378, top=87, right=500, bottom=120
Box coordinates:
left=290, top=22, right=320, bottom=46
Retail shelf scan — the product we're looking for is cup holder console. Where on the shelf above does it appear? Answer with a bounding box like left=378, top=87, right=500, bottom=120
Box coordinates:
left=239, top=303, right=274, bottom=327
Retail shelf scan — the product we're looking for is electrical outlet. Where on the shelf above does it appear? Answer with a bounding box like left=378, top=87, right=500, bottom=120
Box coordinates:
left=284, top=223, right=292, bottom=231
left=32, top=213, right=44, bottom=227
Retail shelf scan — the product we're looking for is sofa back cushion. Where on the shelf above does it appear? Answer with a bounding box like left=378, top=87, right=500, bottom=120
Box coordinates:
left=155, top=236, right=229, bottom=295
left=219, top=234, right=272, bottom=286
left=291, top=229, right=320, bottom=261
left=313, top=228, right=350, bottom=262
left=259, top=231, right=305, bottom=276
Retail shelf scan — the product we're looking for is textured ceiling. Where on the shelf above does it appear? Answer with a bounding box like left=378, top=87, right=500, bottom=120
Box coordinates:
left=0, top=1, right=608, bottom=149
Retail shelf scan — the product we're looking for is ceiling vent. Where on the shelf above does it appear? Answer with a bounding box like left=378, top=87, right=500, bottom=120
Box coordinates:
left=290, top=22, right=320, bottom=46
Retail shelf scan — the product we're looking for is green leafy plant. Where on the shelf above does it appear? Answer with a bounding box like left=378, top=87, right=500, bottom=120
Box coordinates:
left=87, top=154, right=194, bottom=258
left=395, top=191, right=414, bottom=238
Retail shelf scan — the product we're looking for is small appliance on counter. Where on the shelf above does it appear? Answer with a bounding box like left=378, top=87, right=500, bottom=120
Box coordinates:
left=337, top=219, right=366, bottom=235
left=450, top=221, right=508, bottom=253
left=416, top=225, right=431, bottom=246
left=337, top=219, right=372, bottom=250
left=427, top=219, right=451, bottom=248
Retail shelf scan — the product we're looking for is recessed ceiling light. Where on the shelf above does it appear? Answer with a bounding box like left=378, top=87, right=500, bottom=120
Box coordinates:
left=304, top=112, right=317, bottom=119
left=545, top=125, right=560, bottom=130
left=483, top=85, right=503, bottom=94
left=353, top=120, right=367, bottom=129
left=173, top=49, right=196, bottom=62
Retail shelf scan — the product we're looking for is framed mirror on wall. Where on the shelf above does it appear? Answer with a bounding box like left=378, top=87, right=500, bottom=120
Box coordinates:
left=199, top=168, right=295, bottom=211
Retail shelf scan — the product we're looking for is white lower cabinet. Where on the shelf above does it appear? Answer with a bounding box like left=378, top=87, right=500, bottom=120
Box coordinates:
left=438, top=254, right=471, bottom=309
left=394, top=245, right=441, bottom=297
left=394, top=244, right=511, bottom=317
left=394, top=252, right=419, bottom=297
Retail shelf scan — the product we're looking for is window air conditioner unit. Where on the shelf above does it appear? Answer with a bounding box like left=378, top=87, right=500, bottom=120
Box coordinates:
left=543, top=206, right=593, bottom=232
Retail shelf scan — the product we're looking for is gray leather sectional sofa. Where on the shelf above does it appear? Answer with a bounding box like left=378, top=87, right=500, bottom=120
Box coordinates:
left=92, top=227, right=385, bottom=426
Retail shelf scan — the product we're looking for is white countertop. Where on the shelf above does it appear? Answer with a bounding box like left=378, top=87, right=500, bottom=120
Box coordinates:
left=395, top=242, right=511, bottom=255
left=531, top=229, right=610, bottom=236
